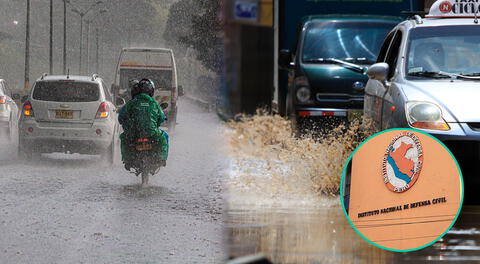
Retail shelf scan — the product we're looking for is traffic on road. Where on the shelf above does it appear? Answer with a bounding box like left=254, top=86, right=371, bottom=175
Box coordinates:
left=3, top=0, right=480, bottom=263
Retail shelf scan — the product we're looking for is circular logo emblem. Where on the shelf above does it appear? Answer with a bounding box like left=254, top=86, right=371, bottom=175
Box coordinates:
left=382, top=132, right=423, bottom=193
left=352, top=81, right=365, bottom=91
left=439, top=1, right=453, bottom=13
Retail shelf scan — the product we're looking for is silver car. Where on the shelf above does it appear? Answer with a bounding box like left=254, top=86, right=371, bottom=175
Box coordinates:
left=364, top=6, right=480, bottom=201
left=0, top=79, right=19, bottom=140
left=18, top=74, right=117, bottom=161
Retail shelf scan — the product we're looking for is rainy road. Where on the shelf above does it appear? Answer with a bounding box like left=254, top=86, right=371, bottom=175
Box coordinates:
left=0, top=99, right=227, bottom=264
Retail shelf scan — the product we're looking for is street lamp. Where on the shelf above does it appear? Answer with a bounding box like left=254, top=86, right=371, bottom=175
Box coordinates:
left=69, top=1, right=104, bottom=74
left=86, top=9, right=108, bottom=74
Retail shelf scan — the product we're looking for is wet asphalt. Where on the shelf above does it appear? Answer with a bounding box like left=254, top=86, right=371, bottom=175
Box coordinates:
left=0, top=99, right=227, bottom=263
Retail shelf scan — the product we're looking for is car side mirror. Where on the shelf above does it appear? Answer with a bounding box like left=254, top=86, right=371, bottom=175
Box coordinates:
left=367, top=63, right=389, bottom=82
left=12, top=93, right=20, bottom=100
left=160, top=103, right=169, bottom=110
left=178, top=85, right=185, bottom=97
left=21, top=95, right=28, bottom=103
left=279, top=49, right=294, bottom=70
left=115, top=97, right=126, bottom=106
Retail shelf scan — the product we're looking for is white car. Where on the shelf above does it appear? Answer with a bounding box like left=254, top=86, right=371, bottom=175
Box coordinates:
left=364, top=1, right=480, bottom=203
left=18, top=74, right=118, bottom=162
left=0, top=79, right=19, bottom=140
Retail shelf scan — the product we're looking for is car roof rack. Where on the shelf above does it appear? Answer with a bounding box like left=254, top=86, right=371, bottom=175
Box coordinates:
left=91, top=74, right=99, bottom=81
left=40, top=73, right=48, bottom=80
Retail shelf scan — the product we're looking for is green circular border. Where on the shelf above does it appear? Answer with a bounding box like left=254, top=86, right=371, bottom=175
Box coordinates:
left=339, top=128, right=465, bottom=252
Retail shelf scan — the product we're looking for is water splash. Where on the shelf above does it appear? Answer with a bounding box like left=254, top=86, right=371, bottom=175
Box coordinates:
left=227, top=111, right=375, bottom=200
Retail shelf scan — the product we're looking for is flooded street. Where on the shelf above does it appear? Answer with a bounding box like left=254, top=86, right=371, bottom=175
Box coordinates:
left=0, top=99, right=227, bottom=263
left=394, top=206, right=480, bottom=263
left=226, top=200, right=390, bottom=264
left=226, top=203, right=480, bottom=263
left=226, top=114, right=480, bottom=263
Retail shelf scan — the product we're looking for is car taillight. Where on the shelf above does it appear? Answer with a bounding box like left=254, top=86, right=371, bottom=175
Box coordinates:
left=137, top=138, right=149, bottom=142
left=95, top=102, right=109, bottom=119
left=0, top=96, right=5, bottom=104
left=23, top=101, right=34, bottom=117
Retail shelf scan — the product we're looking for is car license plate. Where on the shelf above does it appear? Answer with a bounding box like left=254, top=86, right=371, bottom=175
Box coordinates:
left=136, top=144, right=152, bottom=151
left=347, top=110, right=363, bottom=122
left=55, top=110, right=73, bottom=119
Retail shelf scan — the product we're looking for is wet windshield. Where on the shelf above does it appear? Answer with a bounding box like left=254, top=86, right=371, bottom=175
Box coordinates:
left=33, top=81, right=99, bottom=102
left=302, top=22, right=396, bottom=63
left=407, top=26, right=480, bottom=77
left=119, top=69, right=173, bottom=101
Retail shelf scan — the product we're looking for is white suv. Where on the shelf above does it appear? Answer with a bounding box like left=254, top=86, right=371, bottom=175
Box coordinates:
left=18, top=74, right=117, bottom=162
left=0, top=79, right=19, bottom=140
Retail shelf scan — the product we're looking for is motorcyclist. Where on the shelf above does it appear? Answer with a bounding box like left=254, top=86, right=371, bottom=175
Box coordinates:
left=118, top=79, right=169, bottom=170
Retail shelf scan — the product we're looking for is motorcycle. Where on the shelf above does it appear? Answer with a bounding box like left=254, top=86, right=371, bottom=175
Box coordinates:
left=121, top=103, right=169, bottom=187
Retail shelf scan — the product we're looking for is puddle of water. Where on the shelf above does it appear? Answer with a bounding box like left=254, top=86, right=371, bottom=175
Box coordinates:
left=392, top=206, right=480, bottom=263
left=226, top=201, right=480, bottom=263
left=226, top=203, right=390, bottom=264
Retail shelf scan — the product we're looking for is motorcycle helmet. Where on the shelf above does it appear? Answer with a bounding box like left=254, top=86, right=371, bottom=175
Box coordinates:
left=134, top=78, right=155, bottom=97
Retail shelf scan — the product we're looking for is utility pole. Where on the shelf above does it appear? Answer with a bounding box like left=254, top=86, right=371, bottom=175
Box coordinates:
left=86, top=8, right=107, bottom=74
left=63, top=0, right=67, bottom=74
left=24, top=0, right=30, bottom=93
left=79, top=16, right=84, bottom=74
left=49, top=0, right=53, bottom=74
left=95, top=28, right=99, bottom=74
left=70, top=1, right=104, bottom=74
left=86, top=21, right=90, bottom=74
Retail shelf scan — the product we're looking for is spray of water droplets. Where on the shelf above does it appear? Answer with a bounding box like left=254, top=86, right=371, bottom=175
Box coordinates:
left=226, top=110, right=376, bottom=200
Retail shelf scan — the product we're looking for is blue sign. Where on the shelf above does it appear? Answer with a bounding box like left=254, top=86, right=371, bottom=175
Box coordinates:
left=234, top=0, right=258, bottom=22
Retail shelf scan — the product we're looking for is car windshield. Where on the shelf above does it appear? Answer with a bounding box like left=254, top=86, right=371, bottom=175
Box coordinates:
left=32, top=81, right=100, bottom=102
left=407, top=25, right=480, bottom=76
left=302, top=21, right=396, bottom=63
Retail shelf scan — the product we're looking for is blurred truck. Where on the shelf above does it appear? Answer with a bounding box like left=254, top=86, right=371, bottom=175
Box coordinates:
left=112, top=48, right=184, bottom=131
left=274, top=0, right=423, bottom=132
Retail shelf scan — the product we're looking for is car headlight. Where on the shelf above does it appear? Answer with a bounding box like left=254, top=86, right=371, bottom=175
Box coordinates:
left=296, top=87, right=311, bottom=103
left=406, top=101, right=450, bottom=131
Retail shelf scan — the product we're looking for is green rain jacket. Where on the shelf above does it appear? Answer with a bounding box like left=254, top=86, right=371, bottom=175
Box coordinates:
left=118, top=93, right=169, bottom=160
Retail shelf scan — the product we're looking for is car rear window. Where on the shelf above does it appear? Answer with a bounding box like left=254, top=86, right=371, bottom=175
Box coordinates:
left=32, top=81, right=100, bottom=102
